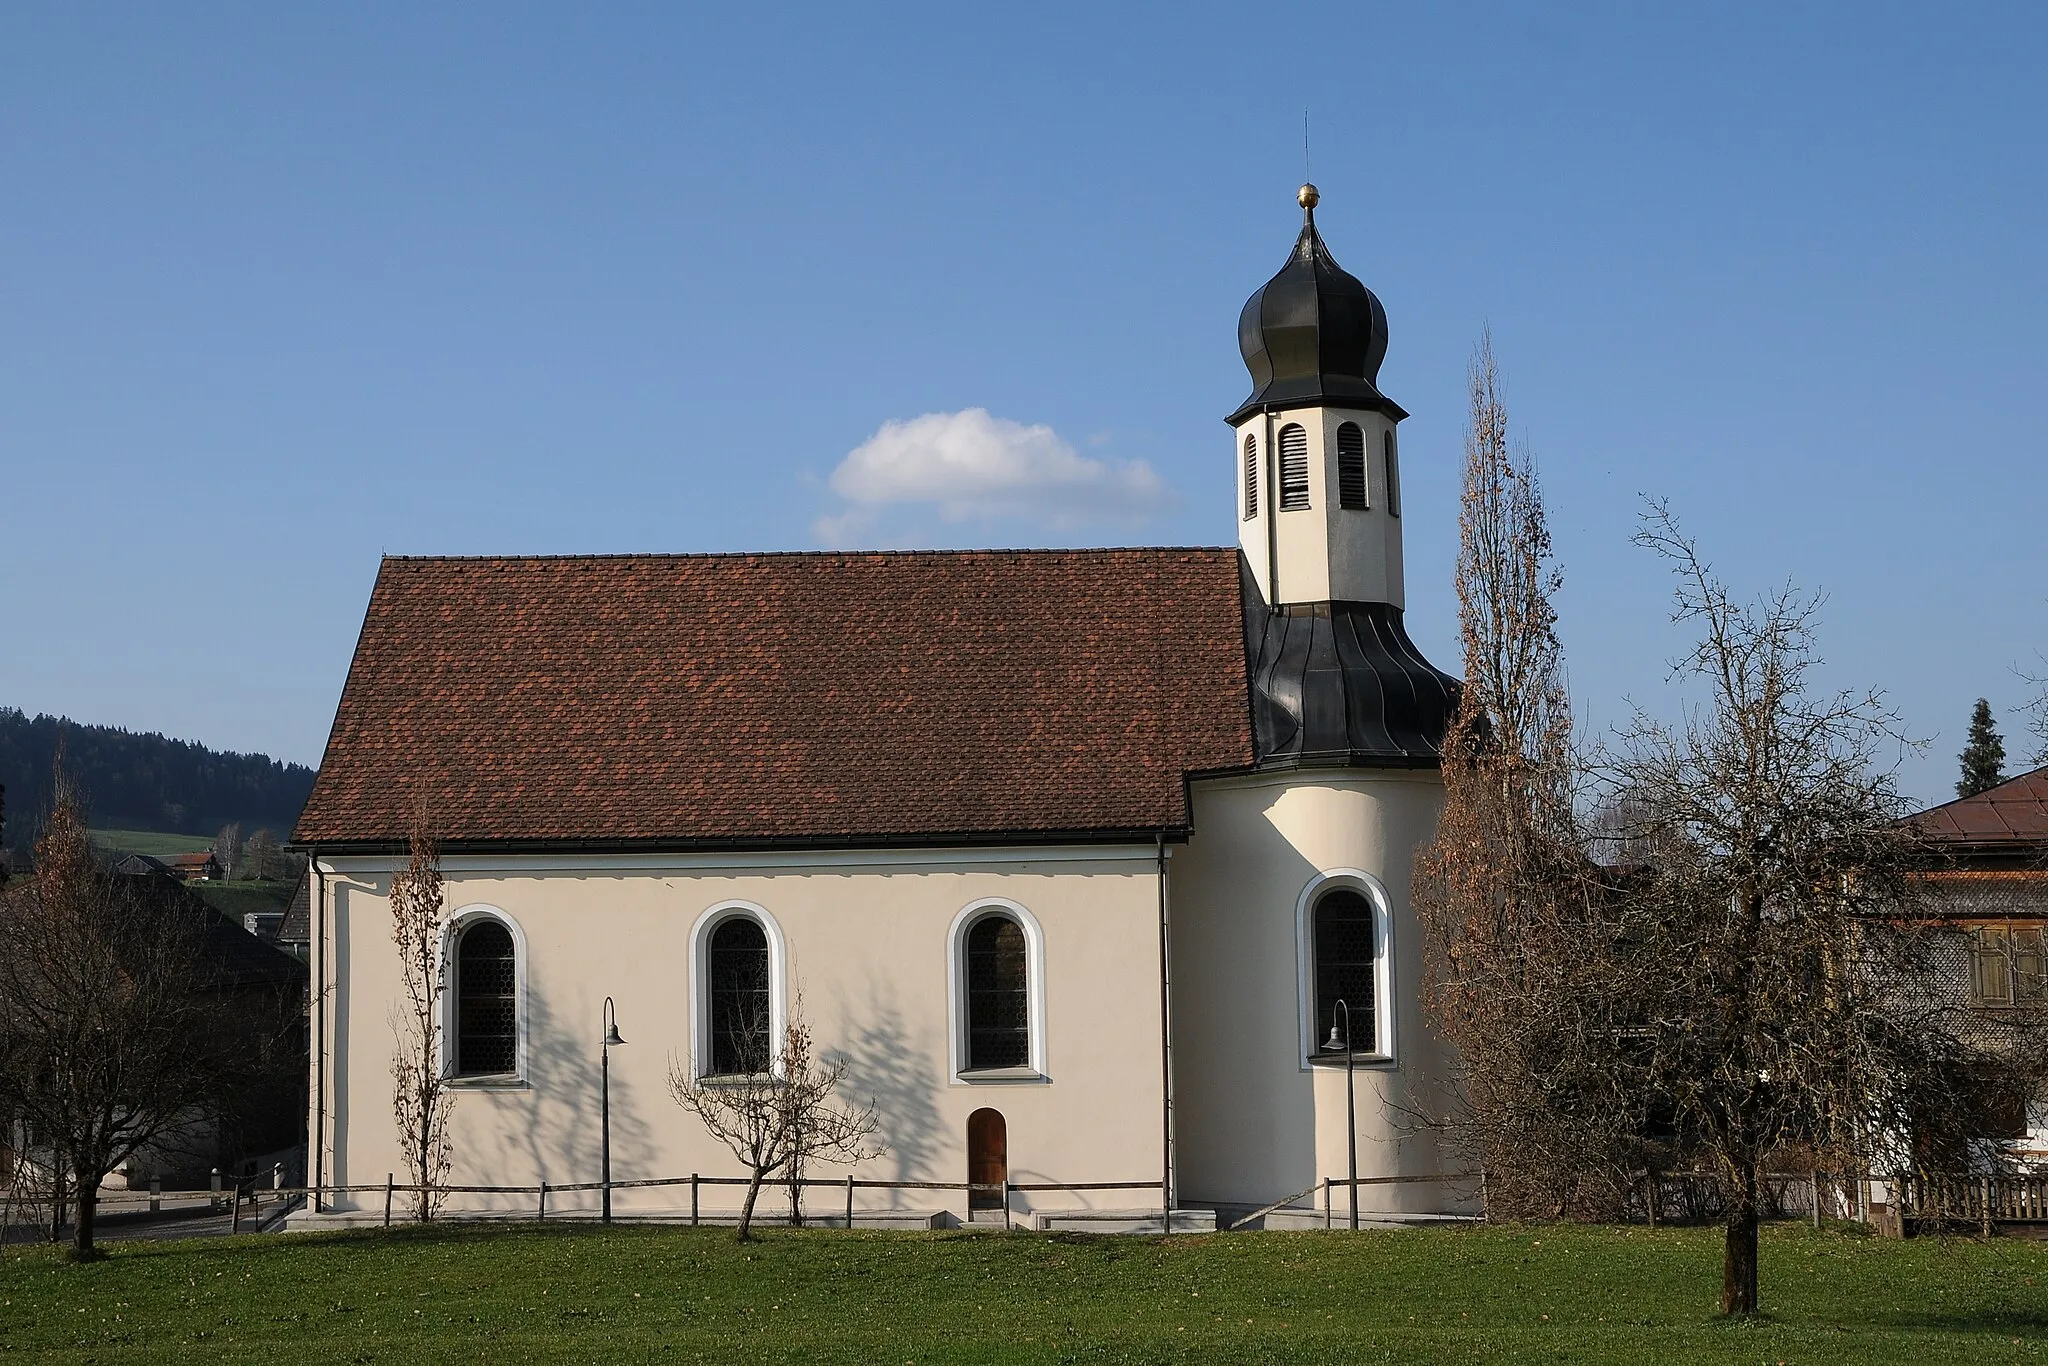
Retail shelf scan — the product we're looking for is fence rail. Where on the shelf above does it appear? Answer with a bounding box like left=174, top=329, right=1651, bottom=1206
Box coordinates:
left=1893, top=1173, right=2048, bottom=1234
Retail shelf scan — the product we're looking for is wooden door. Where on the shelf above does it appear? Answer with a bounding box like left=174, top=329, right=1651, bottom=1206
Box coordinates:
left=967, top=1108, right=1007, bottom=1210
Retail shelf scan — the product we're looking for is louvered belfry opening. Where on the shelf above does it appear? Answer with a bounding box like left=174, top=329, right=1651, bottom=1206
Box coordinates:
left=709, top=916, right=772, bottom=1075
left=1277, top=423, right=1311, bottom=510
left=966, top=914, right=1029, bottom=1070
left=456, top=920, right=518, bottom=1075
left=1336, top=422, right=1368, bottom=509
left=1313, top=889, right=1376, bottom=1052
left=1384, top=431, right=1401, bottom=517
left=1242, top=433, right=1259, bottom=520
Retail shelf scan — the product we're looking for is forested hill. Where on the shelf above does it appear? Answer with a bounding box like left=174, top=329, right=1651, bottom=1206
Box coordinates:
left=0, top=708, right=317, bottom=848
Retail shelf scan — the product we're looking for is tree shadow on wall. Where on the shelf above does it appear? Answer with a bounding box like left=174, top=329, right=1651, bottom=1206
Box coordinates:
left=458, top=981, right=659, bottom=1207
left=833, top=984, right=944, bottom=1188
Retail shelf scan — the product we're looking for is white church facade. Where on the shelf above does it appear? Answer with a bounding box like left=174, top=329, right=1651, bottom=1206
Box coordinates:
left=291, top=186, right=1468, bottom=1227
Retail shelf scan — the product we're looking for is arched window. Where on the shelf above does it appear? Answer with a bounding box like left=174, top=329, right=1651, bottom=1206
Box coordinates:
left=1278, top=423, right=1311, bottom=510
left=455, top=919, right=518, bottom=1077
left=966, top=914, right=1029, bottom=1071
left=708, top=916, right=772, bottom=1076
left=1312, top=889, right=1376, bottom=1055
left=1384, top=431, right=1401, bottom=518
left=1242, top=433, right=1259, bottom=520
left=1336, top=423, right=1368, bottom=509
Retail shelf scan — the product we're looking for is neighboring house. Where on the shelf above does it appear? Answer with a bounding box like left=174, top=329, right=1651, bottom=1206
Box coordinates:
left=292, top=186, right=1468, bottom=1226
left=112, top=853, right=173, bottom=878
left=165, top=851, right=223, bottom=882
left=1904, top=766, right=2048, bottom=1162
left=276, top=870, right=312, bottom=960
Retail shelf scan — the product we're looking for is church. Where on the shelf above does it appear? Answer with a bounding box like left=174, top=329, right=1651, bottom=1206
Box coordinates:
left=290, top=185, right=1469, bottom=1228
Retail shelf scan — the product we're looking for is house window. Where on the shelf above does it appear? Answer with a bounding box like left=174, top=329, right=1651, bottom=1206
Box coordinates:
left=1384, top=431, right=1401, bottom=518
left=1243, top=433, right=1259, bottom=520
left=708, top=915, right=773, bottom=1075
left=1278, top=423, right=1311, bottom=510
left=455, top=919, right=518, bottom=1076
left=966, top=914, right=1030, bottom=1071
left=1313, top=889, right=1376, bottom=1055
left=1972, top=924, right=2047, bottom=1007
left=1337, top=422, right=1368, bottom=509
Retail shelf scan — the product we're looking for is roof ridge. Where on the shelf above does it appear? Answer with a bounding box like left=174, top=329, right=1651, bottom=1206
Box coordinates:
left=381, top=546, right=1234, bottom=564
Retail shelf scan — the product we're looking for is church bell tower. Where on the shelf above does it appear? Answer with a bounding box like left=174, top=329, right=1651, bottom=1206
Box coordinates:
left=1232, top=184, right=1408, bottom=609
left=1231, top=185, right=1456, bottom=766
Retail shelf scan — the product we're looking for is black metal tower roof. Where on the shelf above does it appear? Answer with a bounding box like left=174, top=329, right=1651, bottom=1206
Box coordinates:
left=1228, top=185, right=1406, bottom=427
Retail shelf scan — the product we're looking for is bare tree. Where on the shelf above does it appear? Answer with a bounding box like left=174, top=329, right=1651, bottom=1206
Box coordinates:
left=388, top=802, right=451, bottom=1221
left=243, top=829, right=279, bottom=882
left=212, top=823, right=242, bottom=882
left=667, top=995, right=881, bottom=1241
left=1413, top=335, right=1640, bottom=1217
left=0, top=774, right=267, bottom=1259
left=1602, top=503, right=1970, bottom=1314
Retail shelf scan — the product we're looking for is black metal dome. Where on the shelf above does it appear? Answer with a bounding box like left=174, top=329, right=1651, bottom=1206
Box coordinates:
left=1227, top=186, right=1406, bottom=426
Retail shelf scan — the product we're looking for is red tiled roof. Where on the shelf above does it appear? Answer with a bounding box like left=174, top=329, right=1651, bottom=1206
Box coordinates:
left=293, top=550, right=1256, bottom=849
left=1906, top=766, right=2048, bottom=849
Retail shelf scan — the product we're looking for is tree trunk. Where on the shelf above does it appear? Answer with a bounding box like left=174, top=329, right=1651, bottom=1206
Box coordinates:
left=69, top=1164, right=98, bottom=1261
left=736, top=1170, right=764, bottom=1242
left=1721, top=1166, right=1759, bottom=1315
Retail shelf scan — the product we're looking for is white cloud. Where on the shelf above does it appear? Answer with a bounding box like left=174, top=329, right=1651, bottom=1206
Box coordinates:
left=813, top=408, right=1177, bottom=546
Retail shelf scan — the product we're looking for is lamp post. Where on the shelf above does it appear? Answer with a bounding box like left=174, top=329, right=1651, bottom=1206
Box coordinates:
left=1323, top=1000, right=1358, bottom=1231
left=601, top=997, right=626, bottom=1224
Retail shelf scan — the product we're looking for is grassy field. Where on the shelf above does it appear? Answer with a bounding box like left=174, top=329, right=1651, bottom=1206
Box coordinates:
left=187, top=879, right=296, bottom=922
left=1, top=1222, right=2043, bottom=1364
left=86, top=829, right=215, bottom=858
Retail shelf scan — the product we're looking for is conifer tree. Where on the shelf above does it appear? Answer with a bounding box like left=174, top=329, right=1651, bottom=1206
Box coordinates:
left=1956, top=698, right=2006, bottom=798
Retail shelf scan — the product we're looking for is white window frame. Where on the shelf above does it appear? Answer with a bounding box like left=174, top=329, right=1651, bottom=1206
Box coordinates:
left=946, top=898, right=1049, bottom=1084
left=1294, top=869, right=1396, bottom=1069
left=439, top=904, right=530, bottom=1089
left=688, top=900, right=788, bottom=1082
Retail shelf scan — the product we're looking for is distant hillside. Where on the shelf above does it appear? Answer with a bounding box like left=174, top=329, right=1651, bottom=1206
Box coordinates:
left=0, top=708, right=317, bottom=850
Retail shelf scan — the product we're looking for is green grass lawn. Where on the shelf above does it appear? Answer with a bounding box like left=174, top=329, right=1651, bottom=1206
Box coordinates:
left=86, top=829, right=215, bottom=858
left=1, top=1222, right=2043, bottom=1364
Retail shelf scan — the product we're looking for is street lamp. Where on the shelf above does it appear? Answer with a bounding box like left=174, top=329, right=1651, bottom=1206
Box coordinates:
left=601, top=997, right=626, bottom=1224
left=1323, top=1000, right=1358, bottom=1231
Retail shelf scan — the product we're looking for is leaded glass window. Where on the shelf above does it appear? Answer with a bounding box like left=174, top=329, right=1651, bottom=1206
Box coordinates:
left=966, top=915, right=1029, bottom=1071
left=1314, top=889, right=1375, bottom=1054
left=456, top=920, right=517, bottom=1076
left=709, top=916, right=772, bottom=1075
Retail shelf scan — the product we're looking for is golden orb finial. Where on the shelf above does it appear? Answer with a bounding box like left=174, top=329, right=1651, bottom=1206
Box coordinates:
left=1298, top=183, right=1320, bottom=211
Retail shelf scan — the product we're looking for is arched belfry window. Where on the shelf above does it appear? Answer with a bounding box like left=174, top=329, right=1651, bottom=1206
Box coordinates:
left=966, top=914, right=1029, bottom=1071
left=708, top=916, right=772, bottom=1076
left=1313, top=888, right=1377, bottom=1055
left=1336, top=423, right=1368, bottom=509
left=455, top=918, right=518, bottom=1077
left=1384, top=431, right=1401, bottom=518
left=1278, top=424, right=1311, bottom=510
left=1242, top=433, right=1259, bottom=520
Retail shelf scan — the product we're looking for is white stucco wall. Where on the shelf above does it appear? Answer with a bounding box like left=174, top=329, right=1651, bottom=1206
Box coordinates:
left=1168, top=769, right=1467, bottom=1215
left=310, top=846, right=1168, bottom=1217
left=1234, top=406, right=1405, bottom=609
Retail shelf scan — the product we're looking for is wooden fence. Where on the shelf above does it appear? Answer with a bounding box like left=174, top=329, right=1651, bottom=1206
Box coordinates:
left=1892, top=1173, right=2048, bottom=1237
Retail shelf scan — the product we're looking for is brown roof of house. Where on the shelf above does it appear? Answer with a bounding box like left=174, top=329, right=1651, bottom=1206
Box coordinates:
left=1907, top=766, right=2048, bottom=852
left=293, top=549, right=1256, bottom=850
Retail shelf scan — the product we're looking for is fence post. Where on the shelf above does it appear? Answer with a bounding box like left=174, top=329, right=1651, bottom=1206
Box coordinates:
left=846, top=1174, right=855, bottom=1230
left=384, top=1173, right=394, bottom=1228
left=231, top=1181, right=243, bottom=1235
left=1981, top=1177, right=1993, bottom=1240
left=538, top=1180, right=548, bottom=1222
left=210, top=1167, right=222, bottom=1214
left=1811, top=1171, right=1823, bottom=1230
left=1645, top=1173, right=1657, bottom=1230
left=1322, top=1179, right=1332, bottom=1230
left=149, top=1179, right=161, bottom=1215
left=1002, top=1179, right=1012, bottom=1232
left=691, top=1174, right=699, bottom=1227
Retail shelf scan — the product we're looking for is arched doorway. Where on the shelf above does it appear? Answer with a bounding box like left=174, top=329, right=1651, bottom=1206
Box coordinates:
left=967, top=1108, right=1007, bottom=1211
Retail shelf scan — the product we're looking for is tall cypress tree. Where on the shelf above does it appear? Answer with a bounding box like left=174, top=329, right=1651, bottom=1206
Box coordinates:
left=1957, top=698, right=2007, bottom=798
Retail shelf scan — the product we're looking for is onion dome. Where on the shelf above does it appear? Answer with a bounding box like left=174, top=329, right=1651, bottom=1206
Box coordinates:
left=1228, top=185, right=1405, bottom=425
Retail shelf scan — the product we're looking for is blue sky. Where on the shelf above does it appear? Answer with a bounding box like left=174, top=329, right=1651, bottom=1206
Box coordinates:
left=2, top=2, right=2042, bottom=810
